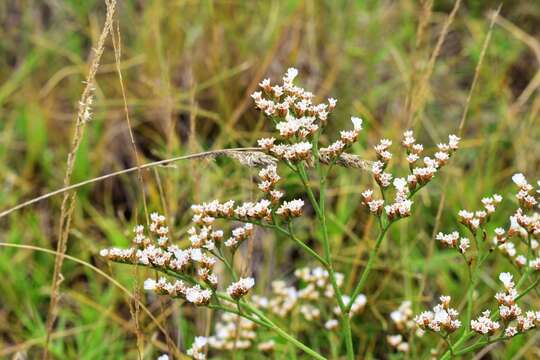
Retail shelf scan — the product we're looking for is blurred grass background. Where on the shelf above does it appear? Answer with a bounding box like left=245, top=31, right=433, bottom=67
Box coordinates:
left=0, top=0, right=539, bottom=358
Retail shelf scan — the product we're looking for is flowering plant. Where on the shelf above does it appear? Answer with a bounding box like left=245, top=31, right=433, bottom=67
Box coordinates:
left=100, top=68, right=539, bottom=359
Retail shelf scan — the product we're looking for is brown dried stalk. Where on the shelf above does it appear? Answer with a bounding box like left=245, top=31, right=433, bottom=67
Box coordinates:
left=43, top=1, right=117, bottom=358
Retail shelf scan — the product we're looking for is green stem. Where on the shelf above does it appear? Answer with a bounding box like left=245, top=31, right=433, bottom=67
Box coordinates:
left=287, top=222, right=329, bottom=267
left=297, top=160, right=352, bottom=359
left=240, top=298, right=327, bottom=360
left=347, top=223, right=389, bottom=312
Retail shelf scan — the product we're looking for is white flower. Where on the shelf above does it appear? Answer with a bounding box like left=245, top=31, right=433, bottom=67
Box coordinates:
left=276, top=199, right=304, bottom=218
left=393, top=177, right=408, bottom=193
left=504, top=326, right=518, bottom=337
left=448, top=134, right=460, bottom=150
left=436, top=231, right=460, bottom=247
left=351, top=116, right=363, bottom=131
left=499, top=272, right=514, bottom=290
left=325, top=319, right=339, bottom=331
left=227, top=277, right=255, bottom=299
left=144, top=279, right=157, bottom=291
left=157, top=355, right=169, bottom=360
left=512, top=173, right=528, bottom=188
left=283, top=67, right=299, bottom=83
left=459, top=238, right=470, bottom=253
left=187, top=336, right=208, bottom=360
left=471, top=310, right=500, bottom=335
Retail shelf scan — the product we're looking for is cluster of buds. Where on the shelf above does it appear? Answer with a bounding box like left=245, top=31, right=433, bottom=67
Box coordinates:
left=276, top=199, right=305, bottom=219
left=458, top=194, right=502, bottom=233
left=512, top=173, right=537, bottom=210
left=515, top=209, right=540, bottom=235
left=384, top=178, right=413, bottom=220
left=435, top=231, right=470, bottom=253
left=100, top=214, right=204, bottom=275
left=362, top=178, right=413, bottom=220
left=404, top=131, right=459, bottom=186
left=493, top=272, right=539, bottom=336
left=144, top=278, right=212, bottom=306
left=414, top=296, right=461, bottom=333
left=233, top=199, right=273, bottom=221
left=495, top=174, right=540, bottom=267
left=374, top=139, right=392, bottom=163
left=372, top=161, right=393, bottom=188
left=362, top=130, right=459, bottom=222
left=224, top=223, right=254, bottom=248
left=265, top=142, right=313, bottom=162
left=227, top=277, right=255, bottom=299
left=320, top=117, right=363, bottom=158
left=275, top=114, right=318, bottom=138
left=258, top=165, right=284, bottom=203
left=149, top=212, right=169, bottom=247
left=470, top=310, right=500, bottom=335
left=252, top=68, right=331, bottom=121
left=253, top=68, right=337, bottom=163
left=361, top=189, right=384, bottom=215
left=471, top=272, right=540, bottom=337
left=496, top=273, right=521, bottom=321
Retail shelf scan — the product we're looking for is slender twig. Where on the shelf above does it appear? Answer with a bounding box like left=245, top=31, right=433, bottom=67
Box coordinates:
left=43, top=2, right=117, bottom=359
left=0, top=147, right=261, bottom=219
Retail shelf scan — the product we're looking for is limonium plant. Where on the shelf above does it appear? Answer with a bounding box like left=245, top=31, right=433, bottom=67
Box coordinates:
left=100, top=68, right=539, bottom=359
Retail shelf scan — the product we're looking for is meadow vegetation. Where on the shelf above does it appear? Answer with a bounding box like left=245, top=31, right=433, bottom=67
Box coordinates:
left=1, top=1, right=540, bottom=359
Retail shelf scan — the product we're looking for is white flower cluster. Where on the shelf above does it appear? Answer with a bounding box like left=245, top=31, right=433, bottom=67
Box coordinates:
left=512, top=173, right=537, bottom=209
left=470, top=310, right=500, bottom=335
left=320, top=117, right=363, bottom=158
left=361, top=130, right=459, bottom=221
left=100, top=213, right=222, bottom=303
left=101, top=214, right=214, bottom=271
left=258, top=165, right=283, bottom=202
left=227, top=277, right=255, bottom=299
left=493, top=174, right=540, bottom=268
left=435, top=231, right=470, bottom=253
left=458, top=194, right=502, bottom=233
left=276, top=199, right=305, bottom=218
left=403, top=131, right=459, bottom=186
left=471, top=272, right=540, bottom=337
left=224, top=223, right=254, bottom=248
left=252, top=68, right=338, bottom=162
left=192, top=166, right=304, bottom=223
left=361, top=177, right=413, bottom=220
left=144, top=277, right=212, bottom=306
left=414, top=296, right=461, bottom=333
